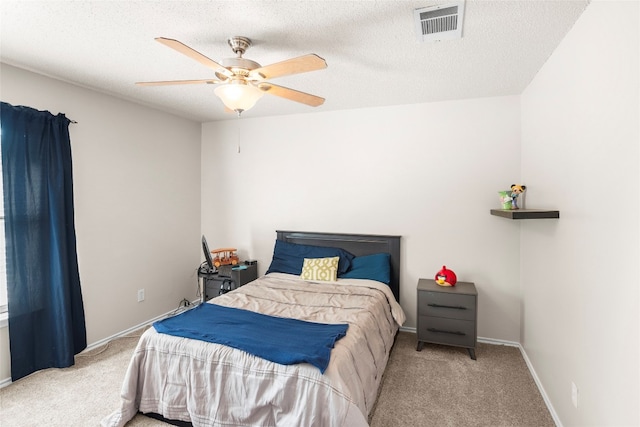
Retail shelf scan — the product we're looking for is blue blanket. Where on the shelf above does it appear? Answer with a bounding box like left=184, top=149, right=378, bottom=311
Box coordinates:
left=153, top=303, right=348, bottom=373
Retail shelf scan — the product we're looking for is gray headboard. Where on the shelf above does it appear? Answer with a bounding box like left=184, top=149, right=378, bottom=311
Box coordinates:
left=275, top=230, right=401, bottom=302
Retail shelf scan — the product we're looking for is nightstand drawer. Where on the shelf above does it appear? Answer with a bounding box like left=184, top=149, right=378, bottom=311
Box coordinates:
left=418, top=291, right=476, bottom=321
left=418, top=316, right=476, bottom=348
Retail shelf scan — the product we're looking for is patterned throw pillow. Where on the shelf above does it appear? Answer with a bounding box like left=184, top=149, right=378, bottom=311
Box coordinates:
left=300, top=257, right=340, bottom=282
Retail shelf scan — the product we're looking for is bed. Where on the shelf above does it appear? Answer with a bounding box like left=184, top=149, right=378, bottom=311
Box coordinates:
left=102, top=230, right=405, bottom=427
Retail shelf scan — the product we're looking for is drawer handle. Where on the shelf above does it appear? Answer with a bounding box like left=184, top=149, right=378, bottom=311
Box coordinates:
left=428, top=303, right=467, bottom=310
left=427, top=328, right=466, bottom=336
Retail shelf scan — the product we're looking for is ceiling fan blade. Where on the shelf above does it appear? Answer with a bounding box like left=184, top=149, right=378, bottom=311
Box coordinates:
left=250, top=54, right=327, bottom=80
left=136, top=79, right=222, bottom=86
left=257, top=83, right=325, bottom=107
left=155, top=37, right=233, bottom=78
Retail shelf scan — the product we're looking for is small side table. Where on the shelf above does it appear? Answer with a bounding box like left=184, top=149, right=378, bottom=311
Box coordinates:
left=416, top=278, right=478, bottom=360
left=203, top=262, right=258, bottom=301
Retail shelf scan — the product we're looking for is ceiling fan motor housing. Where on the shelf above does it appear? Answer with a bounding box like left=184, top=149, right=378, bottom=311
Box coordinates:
left=221, top=57, right=261, bottom=74
left=228, top=36, right=252, bottom=56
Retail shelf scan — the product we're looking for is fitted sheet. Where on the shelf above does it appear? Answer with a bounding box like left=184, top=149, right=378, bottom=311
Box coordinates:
left=102, top=273, right=405, bottom=427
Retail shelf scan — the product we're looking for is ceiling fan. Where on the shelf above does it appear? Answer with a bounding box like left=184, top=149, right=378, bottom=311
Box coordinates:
left=136, top=36, right=327, bottom=115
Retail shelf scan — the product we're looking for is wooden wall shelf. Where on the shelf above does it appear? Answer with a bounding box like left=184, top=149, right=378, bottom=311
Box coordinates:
left=490, top=209, right=560, bottom=219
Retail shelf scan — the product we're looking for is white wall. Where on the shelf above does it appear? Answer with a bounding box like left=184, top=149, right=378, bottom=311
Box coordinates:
left=0, top=63, right=202, bottom=381
left=202, top=96, right=523, bottom=340
left=520, top=1, right=639, bottom=425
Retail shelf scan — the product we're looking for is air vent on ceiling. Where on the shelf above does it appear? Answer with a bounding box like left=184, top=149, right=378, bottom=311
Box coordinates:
left=414, top=1, right=465, bottom=42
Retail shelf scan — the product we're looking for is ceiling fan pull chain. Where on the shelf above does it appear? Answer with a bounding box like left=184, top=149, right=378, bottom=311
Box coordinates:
left=236, top=112, right=241, bottom=154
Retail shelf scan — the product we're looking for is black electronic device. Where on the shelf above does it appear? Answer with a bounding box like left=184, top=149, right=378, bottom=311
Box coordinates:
left=200, top=235, right=216, bottom=274
left=199, top=235, right=218, bottom=304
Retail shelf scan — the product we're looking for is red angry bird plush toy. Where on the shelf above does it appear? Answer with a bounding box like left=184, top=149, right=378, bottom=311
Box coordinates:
left=435, top=266, right=457, bottom=287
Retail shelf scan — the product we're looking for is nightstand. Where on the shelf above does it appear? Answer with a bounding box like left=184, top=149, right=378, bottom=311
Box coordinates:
left=204, top=262, right=258, bottom=300
left=416, top=278, right=478, bottom=360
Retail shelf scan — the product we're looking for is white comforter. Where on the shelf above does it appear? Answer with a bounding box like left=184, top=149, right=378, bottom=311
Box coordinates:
left=102, top=273, right=405, bottom=427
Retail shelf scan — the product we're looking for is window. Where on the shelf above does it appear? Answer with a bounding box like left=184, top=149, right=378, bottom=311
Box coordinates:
left=0, top=144, right=6, bottom=316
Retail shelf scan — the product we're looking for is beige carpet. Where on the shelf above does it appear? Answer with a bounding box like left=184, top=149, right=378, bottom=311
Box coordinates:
left=369, top=332, right=554, bottom=426
left=0, top=329, right=554, bottom=427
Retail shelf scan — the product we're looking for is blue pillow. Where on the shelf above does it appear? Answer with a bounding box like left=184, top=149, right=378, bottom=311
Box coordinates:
left=339, top=253, right=391, bottom=285
left=266, top=240, right=355, bottom=276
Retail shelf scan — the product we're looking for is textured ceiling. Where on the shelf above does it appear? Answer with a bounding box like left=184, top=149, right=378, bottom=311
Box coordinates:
left=0, top=0, right=589, bottom=122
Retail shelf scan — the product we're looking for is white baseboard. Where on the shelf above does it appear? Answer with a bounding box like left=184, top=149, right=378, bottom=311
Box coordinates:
left=477, top=336, right=520, bottom=347
left=0, top=303, right=196, bottom=388
left=83, top=310, right=169, bottom=353
left=517, top=344, right=563, bottom=427
left=398, top=328, right=560, bottom=427
left=83, top=301, right=200, bottom=353
left=0, top=376, right=11, bottom=389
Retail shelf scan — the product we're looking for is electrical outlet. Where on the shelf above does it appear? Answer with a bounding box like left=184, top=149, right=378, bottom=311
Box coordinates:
left=571, top=382, right=579, bottom=408
left=137, top=289, right=145, bottom=302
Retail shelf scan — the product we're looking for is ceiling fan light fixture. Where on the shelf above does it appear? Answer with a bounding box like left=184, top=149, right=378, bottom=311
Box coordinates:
left=214, top=80, right=264, bottom=113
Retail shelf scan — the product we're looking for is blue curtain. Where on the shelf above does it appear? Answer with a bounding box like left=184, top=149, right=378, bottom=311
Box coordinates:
left=1, top=102, right=86, bottom=381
